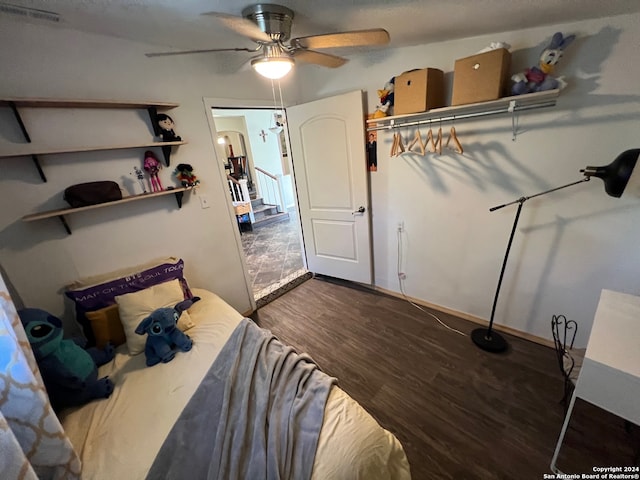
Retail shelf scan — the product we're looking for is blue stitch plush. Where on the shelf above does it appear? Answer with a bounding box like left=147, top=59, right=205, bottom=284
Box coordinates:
left=18, top=308, right=115, bottom=410
left=135, top=297, right=199, bottom=366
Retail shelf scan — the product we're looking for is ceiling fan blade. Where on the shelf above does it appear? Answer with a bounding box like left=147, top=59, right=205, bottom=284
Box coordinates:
left=202, top=12, right=272, bottom=43
left=145, top=47, right=255, bottom=58
left=291, top=28, right=389, bottom=50
left=292, top=49, right=348, bottom=68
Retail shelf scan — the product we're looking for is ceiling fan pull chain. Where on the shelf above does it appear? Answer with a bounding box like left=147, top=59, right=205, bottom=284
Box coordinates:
left=271, top=78, right=279, bottom=128
left=268, top=78, right=284, bottom=133
left=271, top=78, right=278, bottom=110
left=277, top=80, right=286, bottom=124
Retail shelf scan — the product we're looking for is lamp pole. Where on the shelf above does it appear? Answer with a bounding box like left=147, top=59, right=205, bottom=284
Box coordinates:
left=472, top=177, right=590, bottom=353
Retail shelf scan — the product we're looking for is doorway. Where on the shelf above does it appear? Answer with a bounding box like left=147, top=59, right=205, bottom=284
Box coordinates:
left=210, top=107, right=309, bottom=304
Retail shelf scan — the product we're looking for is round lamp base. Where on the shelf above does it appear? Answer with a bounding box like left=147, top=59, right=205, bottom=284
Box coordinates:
left=471, top=328, right=508, bottom=353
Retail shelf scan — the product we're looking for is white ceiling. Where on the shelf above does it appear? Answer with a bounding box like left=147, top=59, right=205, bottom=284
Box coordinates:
left=3, top=0, right=639, bottom=53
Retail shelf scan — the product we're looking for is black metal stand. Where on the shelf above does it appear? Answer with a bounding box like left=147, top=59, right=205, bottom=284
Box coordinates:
left=472, top=177, right=590, bottom=353
left=174, top=190, right=185, bottom=208
left=10, top=101, right=47, bottom=182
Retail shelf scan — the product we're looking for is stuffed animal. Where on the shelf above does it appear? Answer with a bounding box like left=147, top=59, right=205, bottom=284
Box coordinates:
left=18, top=308, right=115, bottom=410
left=511, top=32, right=576, bottom=95
left=143, top=150, right=164, bottom=192
left=135, top=297, right=200, bottom=367
left=373, top=77, right=395, bottom=118
left=174, top=163, right=200, bottom=187
left=156, top=113, right=182, bottom=142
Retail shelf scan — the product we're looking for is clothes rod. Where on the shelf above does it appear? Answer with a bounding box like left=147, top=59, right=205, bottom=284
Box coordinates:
left=366, top=100, right=557, bottom=132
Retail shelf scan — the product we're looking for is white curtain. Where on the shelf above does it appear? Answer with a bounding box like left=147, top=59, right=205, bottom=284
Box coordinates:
left=0, top=273, right=81, bottom=479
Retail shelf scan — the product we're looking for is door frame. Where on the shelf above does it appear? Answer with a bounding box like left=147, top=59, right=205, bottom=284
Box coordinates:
left=202, top=97, right=306, bottom=309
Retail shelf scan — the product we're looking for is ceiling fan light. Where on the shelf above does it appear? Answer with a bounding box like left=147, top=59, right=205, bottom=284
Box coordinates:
left=252, top=57, right=294, bottom=79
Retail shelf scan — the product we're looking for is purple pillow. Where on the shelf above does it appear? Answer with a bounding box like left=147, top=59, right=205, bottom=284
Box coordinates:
left=66, top=259, right=192, bottom=345
left=66, top=259, right=192, bottom=311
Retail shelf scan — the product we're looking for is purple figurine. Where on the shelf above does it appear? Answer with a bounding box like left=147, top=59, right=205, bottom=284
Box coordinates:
left=143, top=151, right=164, bottom=192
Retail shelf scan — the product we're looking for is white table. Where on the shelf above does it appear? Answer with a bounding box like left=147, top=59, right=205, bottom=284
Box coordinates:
left=551, top=289, right=640, bottom=473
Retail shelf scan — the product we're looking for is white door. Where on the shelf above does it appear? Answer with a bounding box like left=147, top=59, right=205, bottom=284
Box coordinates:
left=287, top=90, right=372, bottom=284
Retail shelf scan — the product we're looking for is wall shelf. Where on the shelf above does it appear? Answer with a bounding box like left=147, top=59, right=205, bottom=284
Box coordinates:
left=0, top=97, right=181, bottom=181
left=0, top=98, right=178, bottom=109
left=3, top=96, right=191, bottom=235
left=0, top=140, right=187, bottom=159
left=366, top=89, right=560, bottom=136
left=22, top=187, right=192, bottom=235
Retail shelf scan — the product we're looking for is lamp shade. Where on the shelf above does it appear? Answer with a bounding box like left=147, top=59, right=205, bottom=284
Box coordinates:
left=582, top=149, right=640, bottom=198
left=252, top=57, right=294, bottom=79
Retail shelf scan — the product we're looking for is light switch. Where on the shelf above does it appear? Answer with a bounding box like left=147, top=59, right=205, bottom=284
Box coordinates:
left=199, top=195, right=211, bottom=209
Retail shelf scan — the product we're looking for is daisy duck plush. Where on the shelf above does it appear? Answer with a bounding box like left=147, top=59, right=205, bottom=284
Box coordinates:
left=373, top=77, right=395, bottom=118
left=511, top=32, right=575, bottom=95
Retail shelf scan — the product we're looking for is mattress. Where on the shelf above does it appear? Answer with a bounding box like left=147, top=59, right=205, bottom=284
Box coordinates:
left=59, top=288, right=411, bottom=479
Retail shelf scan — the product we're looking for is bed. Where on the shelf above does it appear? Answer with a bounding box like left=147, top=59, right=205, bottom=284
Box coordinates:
left=58, top=287, right=412, bottom=479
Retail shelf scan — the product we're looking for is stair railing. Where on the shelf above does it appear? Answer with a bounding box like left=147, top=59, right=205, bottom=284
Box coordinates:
left=255, top=167, right=285, bottom=213
left=227, top=175, right=255, bottom=223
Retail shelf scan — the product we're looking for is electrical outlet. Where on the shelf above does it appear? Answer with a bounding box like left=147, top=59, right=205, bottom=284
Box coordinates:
left=199, top=195, right=211, bottom=209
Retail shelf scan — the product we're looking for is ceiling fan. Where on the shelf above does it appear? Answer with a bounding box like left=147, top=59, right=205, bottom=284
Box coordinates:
left=145, top=3, right=390, bottom=79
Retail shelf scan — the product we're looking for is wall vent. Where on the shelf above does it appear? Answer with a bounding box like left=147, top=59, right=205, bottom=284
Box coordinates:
left=0, top=3, right=60, bottom=23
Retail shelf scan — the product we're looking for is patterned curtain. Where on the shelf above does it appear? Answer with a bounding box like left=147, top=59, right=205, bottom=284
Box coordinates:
left=0, top=273, right=81, bottom=479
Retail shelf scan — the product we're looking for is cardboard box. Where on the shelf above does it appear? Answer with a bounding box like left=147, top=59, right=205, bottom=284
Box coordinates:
left=394, top=68, right=445, bottom=115
left=451, top=48, right=511, bottom=106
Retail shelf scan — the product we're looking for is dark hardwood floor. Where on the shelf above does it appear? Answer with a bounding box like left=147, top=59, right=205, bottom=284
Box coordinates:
left=251, top=277, right=636, bottom=479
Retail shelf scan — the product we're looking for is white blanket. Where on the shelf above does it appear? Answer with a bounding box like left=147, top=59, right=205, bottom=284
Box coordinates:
left=60, top=289, right=411, bottom=480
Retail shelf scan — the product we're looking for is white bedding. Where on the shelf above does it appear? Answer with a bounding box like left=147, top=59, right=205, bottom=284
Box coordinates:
left=60, top=288, right=411, bottom=480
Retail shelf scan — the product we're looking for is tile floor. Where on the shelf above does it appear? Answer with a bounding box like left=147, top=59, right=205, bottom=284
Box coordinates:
left=240, top=209, right=307, bottom=300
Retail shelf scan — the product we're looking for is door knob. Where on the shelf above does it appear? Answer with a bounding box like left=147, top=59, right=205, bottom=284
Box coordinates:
left=352, top=206, right=366, bottom=215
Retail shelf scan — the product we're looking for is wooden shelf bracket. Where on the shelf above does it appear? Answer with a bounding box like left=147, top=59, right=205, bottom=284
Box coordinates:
left=174, top=189, right=185, bottom=208
left=57, top=215, right=72, bottom=235
left=9, top=101, right=47, bottom=182
left=162, top=145, right=172, bottom=167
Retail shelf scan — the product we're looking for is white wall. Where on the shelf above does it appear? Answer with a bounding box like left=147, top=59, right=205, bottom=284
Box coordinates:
left=0, top=18, right=301, bottom=330
left=213, top=116, right=251, bottom=183
left=236, top=108, right=295, bottom=208
left=297, top=13, right=640, bottom=347
left=213, top=109, right=296, bottom=208
left=215, top=117, right=248, bottom=159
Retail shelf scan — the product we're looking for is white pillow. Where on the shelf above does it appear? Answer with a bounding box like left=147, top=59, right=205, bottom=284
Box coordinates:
left=115, top=279, right=195, bottom=356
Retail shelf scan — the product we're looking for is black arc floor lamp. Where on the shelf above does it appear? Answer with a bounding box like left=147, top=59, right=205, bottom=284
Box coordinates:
left=472, top=149, right=640, bottom=353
